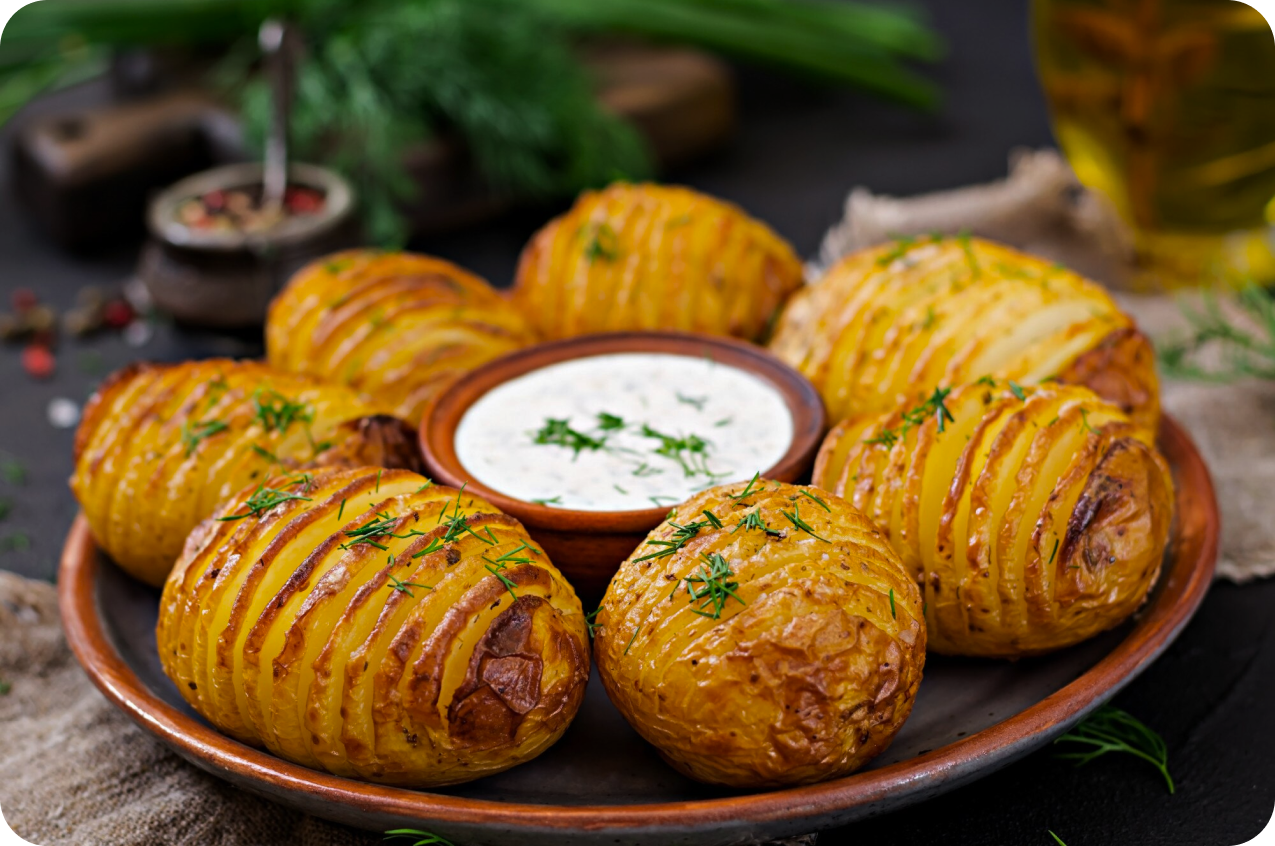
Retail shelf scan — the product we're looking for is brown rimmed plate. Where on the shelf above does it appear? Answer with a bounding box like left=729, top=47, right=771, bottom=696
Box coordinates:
left=58, top=416, right=1217, bottom=846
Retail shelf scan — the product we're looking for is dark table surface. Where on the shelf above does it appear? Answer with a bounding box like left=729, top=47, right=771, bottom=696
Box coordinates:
left=1, top=2, right=1272, bottom=845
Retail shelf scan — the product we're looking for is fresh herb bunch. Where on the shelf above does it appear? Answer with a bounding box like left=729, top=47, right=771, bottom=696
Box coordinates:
left=1158, top=284, right=1275, bottom=382
left=1054, top=705, right=1174, bottom=794
left=2, top=0, right=941, bottom=244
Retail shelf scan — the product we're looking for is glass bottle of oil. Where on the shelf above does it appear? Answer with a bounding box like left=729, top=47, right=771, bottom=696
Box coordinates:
left=1033, top=0, right=1275, bottom=288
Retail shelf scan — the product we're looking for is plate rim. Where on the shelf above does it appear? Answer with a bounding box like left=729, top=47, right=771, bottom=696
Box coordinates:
left=57, top=415, right=1218, bottom=837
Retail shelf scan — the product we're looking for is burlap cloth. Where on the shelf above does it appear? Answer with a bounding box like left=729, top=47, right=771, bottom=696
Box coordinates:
left=1, top=150, right=1269, bottom=846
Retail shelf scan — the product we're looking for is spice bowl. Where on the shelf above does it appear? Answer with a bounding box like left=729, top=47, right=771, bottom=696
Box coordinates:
left=139, top=161, right=357, bottom=327
left=419, top=332, right=826, bottom=599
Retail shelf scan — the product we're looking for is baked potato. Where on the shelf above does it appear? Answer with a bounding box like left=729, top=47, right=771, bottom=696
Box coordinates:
left=267, top=250, right=540, bottom=425
left=71, top=359, right=422, bottom=586
left=812, top=380, right=1174, bottom=657
left=769, top=235, right=1161, bottom=429
left=593, top=480, right=924, bottom=788
left=157, top=466, right=589, bottom=786
left=512, top=182, right=803, bottom=341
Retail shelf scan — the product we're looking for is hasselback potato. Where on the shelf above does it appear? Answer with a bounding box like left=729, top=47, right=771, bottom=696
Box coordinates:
left=769, top=235, right=1160, bottom=429
left=812, top=380, right=1174, bottom=657
left=158, top=467, right=589, bottom=786
left=71, top=360, right=421, bottom=586
left=267, top=250, right=539, bottom=425
left=512, top=182, right=803, bottom=341
left=594, top=480, right=924, bottom=788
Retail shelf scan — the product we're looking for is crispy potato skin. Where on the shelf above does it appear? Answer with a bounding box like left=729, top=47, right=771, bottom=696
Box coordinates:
left=512, top=182, right=803, bottom=342
left=812, top=381, right=1174, bottom=658
left=267, top=250, right=539, bottom=425
left=70, top=360, right=414, bottom=586
left=594, top=481, right=924, bottom=789
left=768, top=236, right=1161, bottom=429
left=157, top=467, right=589, bottom=786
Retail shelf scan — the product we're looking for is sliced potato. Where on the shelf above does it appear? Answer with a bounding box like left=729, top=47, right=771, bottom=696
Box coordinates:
left=158, top=467, right=590, bottom=785
left=594, top=480, right=924, bottom=788
left=769, top=236, right=1160, bottom=429
left=70, top=359, right=419, bottom=586
left=812, top=380, right=1174, bottom=657
left=512, top=182, right=803, bottom=341
left=266, top=250, right=539, bottom=425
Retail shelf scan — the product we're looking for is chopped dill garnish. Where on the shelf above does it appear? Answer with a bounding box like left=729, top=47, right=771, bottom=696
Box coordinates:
left=1080, top=408, right=1097, bottom=434
left=532, top=418, right=608, bottom=457
left=634, top=518, right=707, bottom=562
left=1048, top=538, right=1060, bottom=565
left=876, top=234, right=917, bottom=266
left=632, top=462, right=662, bottom=477
left=623, top=626, right=640, bottom=655
left=976, top=375, right=997, bottom=387
left=532, top=495, right=563, bottom=506
left=597, top=412, right=626, bottom=431
left=649, top=494, right=677, bottom=506
left=797, top=490, right=830, bottom=512
left=181, top=419, right=229, bottom=456
left=956, top=229, right=980, bottom=276
left=217, top=480, right=313, bottom=521
left=614, top=484, right=629, bottom=495
left=888, top=588, right=896, bottom=619
left=250, top=444, right=279, bottom=463
left=701, top=510, right=723, bottom=529
left=1008, top=380, right=1026, bottom=401
left=732, top=510, right=782, bottom=537
left=864, top=428, right=900, bottom=448
left=583, top=222, right=620, bottom=262
left=729, top=472, right=762, bottom=500
left=338, top=499, right=347, bottom=520
left=483, top=558, right=519, bottom=598
left=684, top=552, right=745, bottom=620
left=675, top=392, right=707, bottom=411
left=639, top=424, right=714, bottom=478
left=1049, top=832, right=1068, bottom=846
left=415, top=481, right=434, bottom=494
left=375, top=468, right=383, bottom=493
left=251, top=387, right=314, bottom=434
left=779, top=501, right=829, bottom=543
left=585, top=607, right=603, bottom=637
left=714, top=416, right=733, bottom=427
left=1054, top=705, right=1174, bottom=794
left=387, top=574, right=431, bottom=598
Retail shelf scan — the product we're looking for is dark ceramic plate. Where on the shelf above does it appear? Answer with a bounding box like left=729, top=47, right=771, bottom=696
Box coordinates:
left=59, top=417, right=1217, bottom=846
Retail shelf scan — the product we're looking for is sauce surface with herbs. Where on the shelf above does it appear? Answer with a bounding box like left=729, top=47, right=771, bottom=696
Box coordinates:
left=454, top=352, right=794, bottom=511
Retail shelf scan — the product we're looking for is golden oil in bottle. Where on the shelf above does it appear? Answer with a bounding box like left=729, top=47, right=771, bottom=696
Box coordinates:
left=1033, top=0, right=1275, bottom=287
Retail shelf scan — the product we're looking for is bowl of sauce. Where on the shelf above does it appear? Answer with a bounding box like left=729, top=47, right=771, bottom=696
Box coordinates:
left=420, top=332, right=825, bottom=598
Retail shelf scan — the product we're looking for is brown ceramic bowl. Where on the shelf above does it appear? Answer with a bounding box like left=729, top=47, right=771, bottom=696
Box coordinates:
left=418, top=332, right=826, bottom=599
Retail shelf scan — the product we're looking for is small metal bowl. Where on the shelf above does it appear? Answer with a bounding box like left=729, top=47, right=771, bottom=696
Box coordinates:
left=139, top=161, right=357, bottom=327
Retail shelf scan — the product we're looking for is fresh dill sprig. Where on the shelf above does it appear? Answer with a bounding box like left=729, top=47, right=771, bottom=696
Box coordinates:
left=181, top=419, right=229, bottom=456
left=585, top=607, right=603, bottom=637
left=863, top=386, right=954, bottom=446
left=684, top=552, right=745, bottom=620
left=779, top=501, right=829, bottom=542
left=639, top=424, right=716, bottom=478
left=483, top=558, right=519, bottom=598
left=1054, top=705, right=1174, bottom=793
left=1158, top=284, right=1275, bottom=382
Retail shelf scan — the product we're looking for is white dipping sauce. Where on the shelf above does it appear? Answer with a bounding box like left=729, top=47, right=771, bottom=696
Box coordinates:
left=455, top=352, right=794, bottom=511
